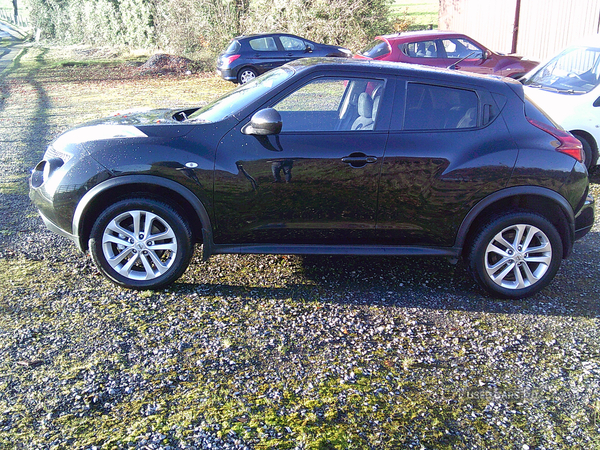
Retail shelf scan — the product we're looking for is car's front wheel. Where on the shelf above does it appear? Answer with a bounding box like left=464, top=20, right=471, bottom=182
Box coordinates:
left=468, top=212, right=563, bottom=299
left=89, top=198, right=193, bottom=290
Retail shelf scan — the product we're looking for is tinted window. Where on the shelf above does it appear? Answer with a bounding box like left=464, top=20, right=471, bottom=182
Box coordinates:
left=404, top=40, right=438, bottom=58
left=361, top=40, right=391, bottom=58
left=225, top=40, right=241, bottom=54
left=249, top=37, right=278, bottom=52
left=404, top=83, right=479, bottom=130
left=274, top=77, right=384, bottom=132
left=442, top=38, right=483, bottom=59
left=280, top=36, right=306, bottom=51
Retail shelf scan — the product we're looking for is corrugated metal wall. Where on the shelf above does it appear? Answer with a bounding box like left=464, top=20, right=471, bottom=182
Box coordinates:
left=439, top=0, right=600, bottom=61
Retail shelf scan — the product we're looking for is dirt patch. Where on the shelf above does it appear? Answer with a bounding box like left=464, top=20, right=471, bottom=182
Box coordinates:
left=140, top=53, right=195, bottom=74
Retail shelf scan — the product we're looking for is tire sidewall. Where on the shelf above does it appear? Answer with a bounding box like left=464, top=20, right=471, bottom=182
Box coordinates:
left=89, top=198, right=193, bottom=290
left=468, top=212, right=563, bottom=299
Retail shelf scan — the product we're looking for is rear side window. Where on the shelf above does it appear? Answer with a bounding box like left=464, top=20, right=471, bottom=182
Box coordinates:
left=249, top=37, right=278, bottom=52
left=404, top=40, right=438, bottom=58
left=361, top=40, right=391, bottom=59
left=404, top=83, right=479, bottom=130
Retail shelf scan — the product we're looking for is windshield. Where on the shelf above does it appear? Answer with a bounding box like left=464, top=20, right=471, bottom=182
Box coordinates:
left=523, top=46, right=600, bottom=94
left=187, top=67, right=294, bottom=123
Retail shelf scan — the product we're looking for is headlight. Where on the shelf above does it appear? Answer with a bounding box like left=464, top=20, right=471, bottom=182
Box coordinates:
left=53, top=125, right=148, bottom=147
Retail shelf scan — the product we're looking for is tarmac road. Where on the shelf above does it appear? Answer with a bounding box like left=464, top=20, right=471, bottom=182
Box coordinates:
left=0, top=21, right=25, bottom=74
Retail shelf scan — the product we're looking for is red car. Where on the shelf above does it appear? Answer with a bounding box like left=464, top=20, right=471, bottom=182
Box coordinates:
left=357, top=31, right=537, bottom=79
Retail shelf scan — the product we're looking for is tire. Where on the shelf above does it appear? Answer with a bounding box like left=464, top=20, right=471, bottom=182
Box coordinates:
left=237, top=67, right=257, bottom=84
left=89, top=198, right=193, bottom=290
left=467, top=212, right=563, bottom=299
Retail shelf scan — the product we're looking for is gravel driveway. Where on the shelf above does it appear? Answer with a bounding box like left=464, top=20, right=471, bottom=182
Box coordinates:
left=0, top=45, right=599, bottom=449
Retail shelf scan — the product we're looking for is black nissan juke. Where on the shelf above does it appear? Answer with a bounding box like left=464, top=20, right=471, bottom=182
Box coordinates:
left=30, top=58, right=594, bottom=298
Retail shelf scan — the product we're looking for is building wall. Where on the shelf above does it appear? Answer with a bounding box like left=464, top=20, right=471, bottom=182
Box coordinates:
left=439, top=0, right=600, bottom=61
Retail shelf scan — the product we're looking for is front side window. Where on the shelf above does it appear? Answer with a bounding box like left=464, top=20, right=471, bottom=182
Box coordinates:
left=404, top=83, right=479, bottom=130
left=249, top=37, right=278, bottom=52
left=274, top=77, right=384, bottom=132
left=442, top=38, right=484, bottom=59
left=280, top=36, right=306, bottom=51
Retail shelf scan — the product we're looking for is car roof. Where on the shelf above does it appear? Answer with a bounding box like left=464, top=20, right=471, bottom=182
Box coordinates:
left=285, top=57, right=519, bottom=91
left=233, top=33, right=309, bottom=41
left=377, top=31, right=470, bottom=42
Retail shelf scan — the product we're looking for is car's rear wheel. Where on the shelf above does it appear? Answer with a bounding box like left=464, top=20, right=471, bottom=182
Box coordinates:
left=468, top=212, right=563, bottom=299
left=238, top=67, right=257, bottom=84
left=89, top=198, right=193, bottom=290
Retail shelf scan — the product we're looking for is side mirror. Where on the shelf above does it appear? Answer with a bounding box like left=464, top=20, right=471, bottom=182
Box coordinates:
left=305, top=45, right=313, bottom=53
left=242, top=108, right=282, bottom=135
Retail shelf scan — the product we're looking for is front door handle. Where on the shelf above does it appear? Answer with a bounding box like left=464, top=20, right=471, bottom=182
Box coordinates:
left=342, top=153, right=378, bottom=168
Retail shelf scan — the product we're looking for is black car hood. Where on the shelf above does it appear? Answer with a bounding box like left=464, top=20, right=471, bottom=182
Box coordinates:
left=81, top=108, right=185, bottom=126
left=55, top=108, right=199, bottom=144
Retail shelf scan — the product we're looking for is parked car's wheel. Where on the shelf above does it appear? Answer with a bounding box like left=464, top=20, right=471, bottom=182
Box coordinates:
left=89, top=198, right=193, bottom=290
left=238, top=67, right=257, bottom=84
left=468, top=212, right=563, bottom=299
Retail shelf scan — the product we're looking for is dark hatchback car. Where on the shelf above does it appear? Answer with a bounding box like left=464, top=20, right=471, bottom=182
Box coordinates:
left=217, top=33, right=351, bottom=84
left=357, top=31, right=538, bottom=79
left=30, top=59, right=594, bottom=299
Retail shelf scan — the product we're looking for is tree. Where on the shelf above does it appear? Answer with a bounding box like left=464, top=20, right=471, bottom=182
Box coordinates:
left=12, top=0, right=18, bottom=22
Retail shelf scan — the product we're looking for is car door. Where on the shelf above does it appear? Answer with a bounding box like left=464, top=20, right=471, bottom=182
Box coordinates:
left=376, top=79, right=518, bottom=247
left=247, top=36, right=288, bottom=72
left=212, top=75, right=392, bottom=245
left=278, top=35, right=311, bottom=63
left=440, top=38, right=495, bottom=75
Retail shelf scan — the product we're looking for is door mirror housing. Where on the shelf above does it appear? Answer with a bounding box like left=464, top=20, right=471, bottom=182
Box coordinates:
left=242, top=108, right=283, bottom=135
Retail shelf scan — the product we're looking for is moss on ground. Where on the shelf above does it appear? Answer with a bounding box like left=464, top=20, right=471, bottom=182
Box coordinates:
left=0, top=44, right=599, bottom=449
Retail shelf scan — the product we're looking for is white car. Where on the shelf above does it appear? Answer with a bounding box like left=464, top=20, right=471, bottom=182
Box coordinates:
left=521, top=35, right=600, bottom=168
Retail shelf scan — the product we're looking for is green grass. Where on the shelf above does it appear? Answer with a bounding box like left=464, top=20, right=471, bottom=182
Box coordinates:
left=392, top=0, right=439, bottom=30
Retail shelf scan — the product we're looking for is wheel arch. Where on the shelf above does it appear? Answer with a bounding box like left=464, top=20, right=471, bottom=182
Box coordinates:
left=457, top=187, right=575, bottom=260
left=73, top=175, right=214, bottom=257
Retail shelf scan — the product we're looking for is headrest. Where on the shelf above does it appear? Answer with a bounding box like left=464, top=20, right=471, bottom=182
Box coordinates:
left=357, top=93, right=373, bottom=118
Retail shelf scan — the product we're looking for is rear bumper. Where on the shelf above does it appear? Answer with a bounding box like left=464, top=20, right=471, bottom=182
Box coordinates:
left=216, top=67, right=237, bottom=82
left=574, top=193, right=595, bottom=240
